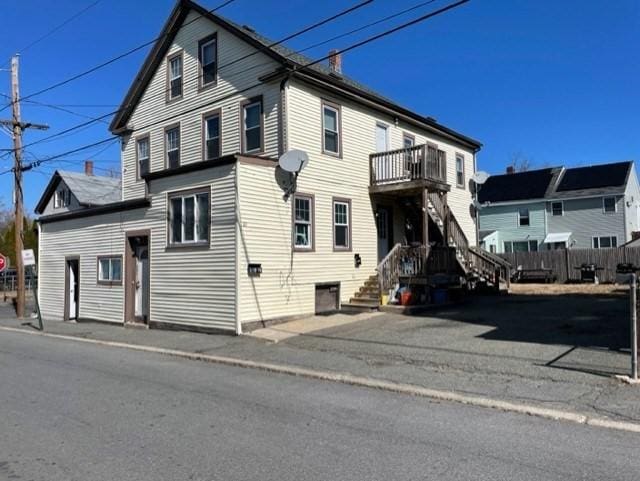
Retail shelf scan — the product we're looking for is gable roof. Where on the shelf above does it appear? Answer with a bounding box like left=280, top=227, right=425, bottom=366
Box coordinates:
left=477, top=168, right=558, bottom=204
left=34, top=171, right=122, bottom=215
left=551, top=161, right=632, bottom=198
left=109, top=0, right=481, bottom=150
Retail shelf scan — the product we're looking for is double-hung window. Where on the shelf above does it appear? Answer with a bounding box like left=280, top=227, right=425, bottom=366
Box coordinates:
left=403, top=134, right=415, bottom=149
left=165, top=126, right=180, bottom=169
left=518, top=208, right=530, bottom=226
left=242, top=97, right=262, bottom=153
left=199, top=34, right=217, bottom=88
left=603, top=196, right=616, bottom=213
left=322, top=101, right=341, bottom=156
left=551, top=201, right=563, bottom=216
left=293, top=194, right=313, bottom=250
left=203, top=111, right=221, bottom=160
left=169, top=188, right=210, bottom=246
left=593, top=236, right=617, bottom=249
left=97, top=256, right=122, bottom=285
left=504, top=240, right=538, bottom=253
left=167, top=52, right=183, bottom=100
left=333, top=198, right=351, bottom=250
left=136, top=136, right=150, bottom=178
left=455, top=153, right=465, bottom=188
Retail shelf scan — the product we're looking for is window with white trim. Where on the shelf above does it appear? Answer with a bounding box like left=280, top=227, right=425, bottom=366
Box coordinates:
left=333, top=199, right=351, bottom=250
left=322, top=103, right=340, bottom=155
left=168, top=53, right=183, bottom=100
left=293, top=195, right=313, bottom=250
left=504, top=240, right=538, bottom=253
left=204, top=113, right=220, bottom=160
left=603, top=196, right=616, bottom=213
left=166, top=126, right=180, bottom=169
left=455, top=153, right=465, bottom=188
left=199, top=35, right=217, bottom=87
left=169, top=189, right=210, bottom=245
left=518, top=208, right=530, bottom=226
left=593, top=236, right=617, bottom=249
left=551, top=201, right=563, bottom=216
left=136, top=136, right=150, bottom=177
left=98, top=256, right=122, bottom=284
left=54, top=188, right=71, bottom=209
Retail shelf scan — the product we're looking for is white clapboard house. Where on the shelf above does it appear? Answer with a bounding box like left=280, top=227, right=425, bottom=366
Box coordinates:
left=35, top=0, right=506, bottom=334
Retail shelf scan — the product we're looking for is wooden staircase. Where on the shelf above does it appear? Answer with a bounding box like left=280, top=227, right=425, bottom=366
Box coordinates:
left=342, top=274, right=381, bottom=311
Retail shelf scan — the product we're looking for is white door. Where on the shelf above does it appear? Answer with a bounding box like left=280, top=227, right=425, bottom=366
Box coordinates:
left=68, top=265, right=77, bottom=320
left=375, top=124, right=388, bottom=152
left=375, top=124, right=389, bottom=181
left=134, top=246, right=148, bottom=318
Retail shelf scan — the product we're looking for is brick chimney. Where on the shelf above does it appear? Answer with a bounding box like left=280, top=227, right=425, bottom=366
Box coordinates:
left=328, top=49, right=342, bottom=74
left=506, top=165, right=515, bottom=175
left=85, top=160, right=94, bottom=176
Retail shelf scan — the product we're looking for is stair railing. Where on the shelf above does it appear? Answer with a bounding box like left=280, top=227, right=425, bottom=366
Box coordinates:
left=376, top=243, right=429, bottom=294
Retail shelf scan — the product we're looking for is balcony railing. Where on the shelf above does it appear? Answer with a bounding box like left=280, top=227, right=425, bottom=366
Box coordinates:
left=370, top=144, right=447, bottom=187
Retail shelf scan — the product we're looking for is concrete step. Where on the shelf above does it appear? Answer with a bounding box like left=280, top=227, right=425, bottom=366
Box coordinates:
left=342, top=301, right=379, bottom=312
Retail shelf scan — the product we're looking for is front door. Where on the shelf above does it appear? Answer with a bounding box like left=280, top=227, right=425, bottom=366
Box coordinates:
left=377, top=206, right=392, bottom=261
left=64, top=258, right=79, bottom=321
left=125, top=232, right=150, bottom=324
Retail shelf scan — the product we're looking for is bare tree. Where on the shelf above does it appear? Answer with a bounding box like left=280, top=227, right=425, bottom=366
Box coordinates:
left=509, top=151, right=534, bottom=172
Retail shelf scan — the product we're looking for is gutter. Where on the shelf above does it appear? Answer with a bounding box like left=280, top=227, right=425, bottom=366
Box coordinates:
left=37, top=198, right=150, bottom=224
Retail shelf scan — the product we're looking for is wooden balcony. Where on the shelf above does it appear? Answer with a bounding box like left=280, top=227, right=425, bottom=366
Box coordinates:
left=369, top=144, right=449, bottom=195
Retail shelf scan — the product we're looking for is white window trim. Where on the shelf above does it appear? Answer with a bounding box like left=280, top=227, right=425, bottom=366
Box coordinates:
left=136, top=137, right=150, bottom=177
left=169, top=190, right=210, bottom=246
left=204, top=113, right=221, bottom=160
left=518, top=208, right=530, bottom=227
left=168, top=53, right=183, bottom=100
left=603, top=196, right=617, bottom=214
left=98, top=257, right=122, bottom=283
left=504, top=239, right=538, bottom=253
left=333, top=200, right=351, bottom=250
left=322, top=104, right=341, bottom=155
left=165, top=125, right=181, bottom=168
left=455, top=153, right=465, bottom=189
left=293, top=194, right=313, bottom=251
left=243, top=101, right=262, bottom=154
left=551, top=201, right=564, bottom=216
left=54, top=188, right=70, bottom=209
left=592, top=235, right=618, bottom=249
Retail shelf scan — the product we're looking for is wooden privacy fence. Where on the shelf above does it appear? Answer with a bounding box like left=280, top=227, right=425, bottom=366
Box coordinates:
left=499, top=247, right=640, bottom=283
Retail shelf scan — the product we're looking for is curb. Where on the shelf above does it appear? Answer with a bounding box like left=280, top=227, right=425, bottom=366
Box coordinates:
left=2, top=325, right=640, bottom=434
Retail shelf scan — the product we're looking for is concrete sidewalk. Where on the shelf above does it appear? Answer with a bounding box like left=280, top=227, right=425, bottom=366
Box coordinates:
left=1, top=292, right=638, bottom=425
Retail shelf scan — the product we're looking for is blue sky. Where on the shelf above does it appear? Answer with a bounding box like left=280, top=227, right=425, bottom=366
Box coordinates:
left=0, top=0, right=638, bottom=213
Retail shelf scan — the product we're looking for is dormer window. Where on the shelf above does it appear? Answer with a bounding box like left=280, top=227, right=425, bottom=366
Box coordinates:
left=198, top=34, right=217, bottom=88
left=54, top=188, right=71, bottom=209
left=167, top=51, right=183, bottom=101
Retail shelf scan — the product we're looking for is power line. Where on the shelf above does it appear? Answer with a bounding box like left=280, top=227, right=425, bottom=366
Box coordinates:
left=14, top=0, right=237, bottom=105
left=18, top=0, right=470, bottom=173
left=11, top=0, right=376, bottom=150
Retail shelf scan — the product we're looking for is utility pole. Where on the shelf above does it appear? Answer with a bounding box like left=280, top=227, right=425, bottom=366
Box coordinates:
left=0, top=55, right=48, bottom=318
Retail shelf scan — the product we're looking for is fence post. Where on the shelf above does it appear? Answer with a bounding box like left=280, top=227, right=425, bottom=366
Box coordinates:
left=564, top=248, right=570, bottom=284
left=631, top=274, right=638, bottom=381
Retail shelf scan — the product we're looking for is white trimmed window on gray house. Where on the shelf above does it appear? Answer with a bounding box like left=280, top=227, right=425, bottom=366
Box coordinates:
left=54, top=188, right=71, bottom=208
left=168, top=52, right=183, bottom=100
left=603, top=196, right=616, bottom=213
left=136, top=136, right=150, bottom=178
left=504, top=240, right=538, bottom=253
left=551, top=201, right=563, bottom=216
left=204, top=112, right=221, bottom=160
left=169, top=189, right=210, bottom=246
left=242, top=99, right=262, bottom=153
left=518, top=208, right=530, bottom=226
left=592, top=235, right=617, bottom=249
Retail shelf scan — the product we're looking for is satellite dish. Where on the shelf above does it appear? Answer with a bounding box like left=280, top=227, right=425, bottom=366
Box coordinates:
left=278, top=149, right=309, bottom=200
left=279, top=149, right=309, bottom=173
left=471, top=171, right=489, bottom=185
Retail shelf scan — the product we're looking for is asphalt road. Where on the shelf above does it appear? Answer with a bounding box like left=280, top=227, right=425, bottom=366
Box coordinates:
left=0, top=331, right=638, bottom=481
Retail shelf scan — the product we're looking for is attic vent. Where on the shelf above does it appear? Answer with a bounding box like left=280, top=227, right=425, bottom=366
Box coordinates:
left=242, top=24, right=255, bottom=33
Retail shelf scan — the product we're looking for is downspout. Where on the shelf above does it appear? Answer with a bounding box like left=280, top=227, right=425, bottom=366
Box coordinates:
left=278, top=75, right=290, bottom=156
left=234, top=166, right=242, bottom=336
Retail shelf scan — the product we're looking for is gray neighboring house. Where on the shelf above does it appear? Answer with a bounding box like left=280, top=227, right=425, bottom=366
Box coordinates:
left=34, top=162, right=122, bottom=216
left=478, top=161, right=640, bottom=253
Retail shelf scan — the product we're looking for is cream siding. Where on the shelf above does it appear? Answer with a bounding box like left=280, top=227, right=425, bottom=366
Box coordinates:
left=235, top=80, right=478, bottom=324
left=122, top=11, right=282, bottom=200
left=39, top=164, right=238, bottom=331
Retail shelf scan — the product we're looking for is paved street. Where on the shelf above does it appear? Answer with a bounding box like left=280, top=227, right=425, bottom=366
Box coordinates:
left=1, top=331, right=639, bottom=481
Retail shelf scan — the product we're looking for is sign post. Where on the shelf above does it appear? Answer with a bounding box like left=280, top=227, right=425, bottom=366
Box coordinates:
left=21, top=249, right=43, bottom=331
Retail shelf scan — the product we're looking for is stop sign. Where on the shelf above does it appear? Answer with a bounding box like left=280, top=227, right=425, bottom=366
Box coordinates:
left=0, top=254, right=6, bottom=273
